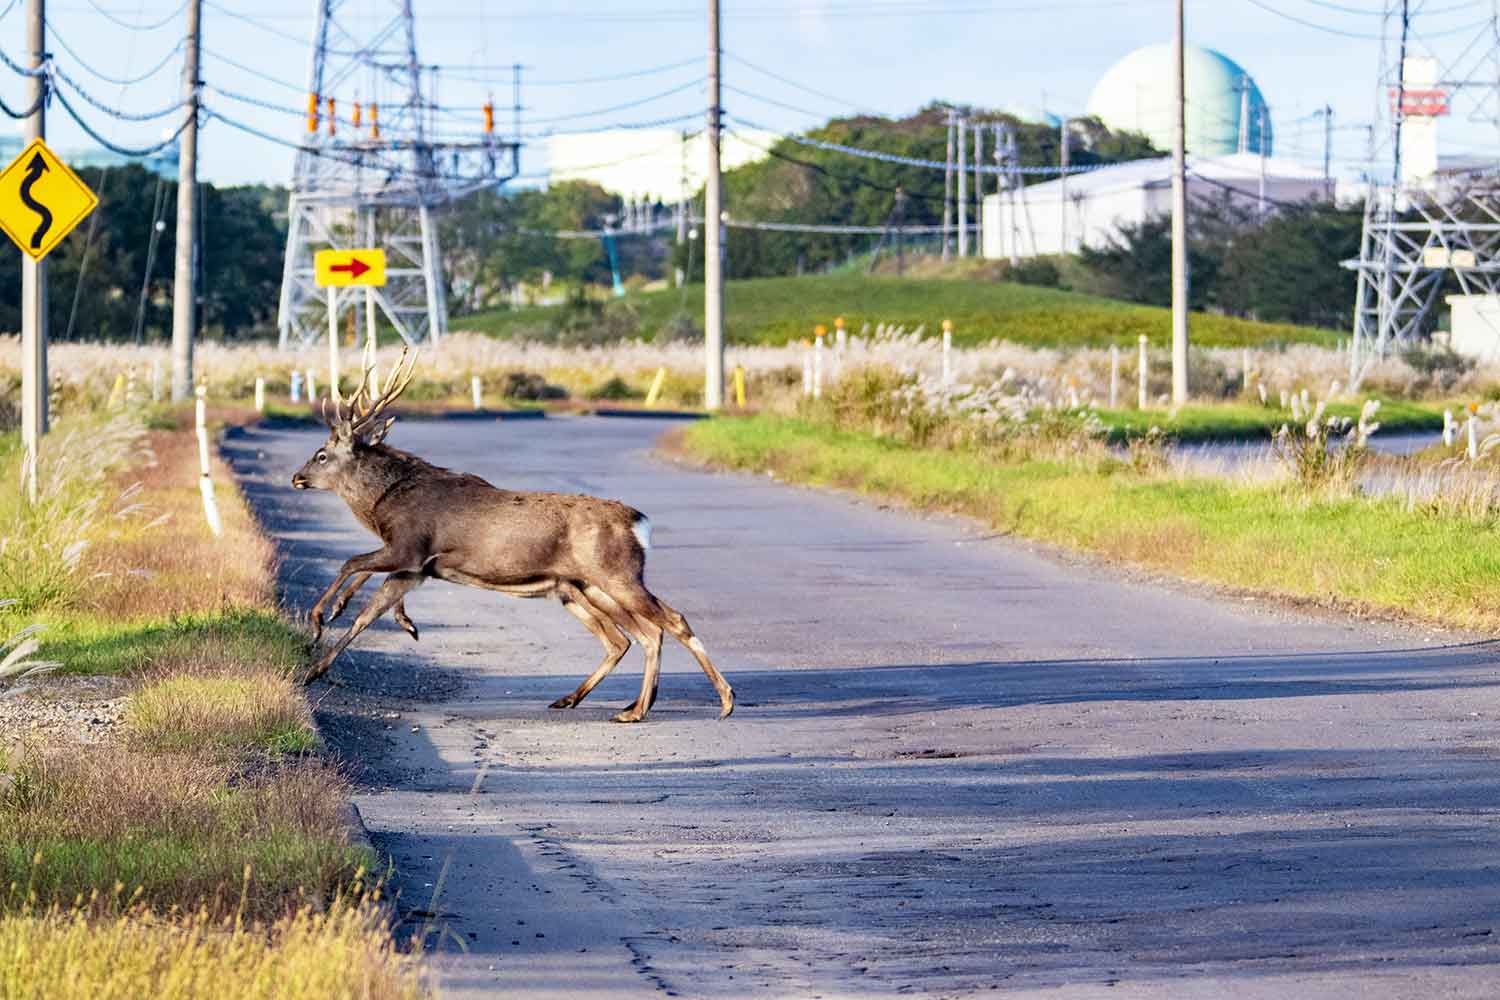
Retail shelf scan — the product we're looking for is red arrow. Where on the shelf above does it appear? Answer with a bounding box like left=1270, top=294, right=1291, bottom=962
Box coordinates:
left=329, top=257, right=370, bottom=278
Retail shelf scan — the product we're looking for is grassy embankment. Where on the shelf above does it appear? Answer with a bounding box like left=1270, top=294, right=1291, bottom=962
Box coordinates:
left=679, top=414, right=1500, bottom=632
left=459, top=273, right=1338, bottom=349
left=0, top=411, right=424, bottom=998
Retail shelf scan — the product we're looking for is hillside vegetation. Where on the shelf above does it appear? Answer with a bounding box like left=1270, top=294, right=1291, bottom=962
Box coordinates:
left=456, top=274, right=1337, bottom=349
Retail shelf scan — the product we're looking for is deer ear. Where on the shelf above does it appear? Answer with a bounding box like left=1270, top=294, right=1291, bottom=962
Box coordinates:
left=363, top=416, right=396, bottom=447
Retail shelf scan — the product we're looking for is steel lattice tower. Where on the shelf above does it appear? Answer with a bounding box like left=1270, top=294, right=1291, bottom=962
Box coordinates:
left=277, top=0, right=518, bottom=349
left=1346, top=2, right=1500, bottom=376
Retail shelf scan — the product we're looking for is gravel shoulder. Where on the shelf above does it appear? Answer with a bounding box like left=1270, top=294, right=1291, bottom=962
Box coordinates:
left=227, top=415, right=1500, bottom=999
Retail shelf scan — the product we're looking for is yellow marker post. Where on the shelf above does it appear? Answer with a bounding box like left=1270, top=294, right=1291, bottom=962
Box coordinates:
left=733, top=364, right=746, bottom=408
left=644, top=366, right=667, bottom=407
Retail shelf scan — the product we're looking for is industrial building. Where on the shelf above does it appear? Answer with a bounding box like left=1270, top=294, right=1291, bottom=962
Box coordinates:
left=981, top=153, right=1331, bottom=260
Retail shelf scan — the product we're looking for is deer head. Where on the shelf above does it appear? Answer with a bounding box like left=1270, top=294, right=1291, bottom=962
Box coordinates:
left=292, top=349, right=417, bottom=491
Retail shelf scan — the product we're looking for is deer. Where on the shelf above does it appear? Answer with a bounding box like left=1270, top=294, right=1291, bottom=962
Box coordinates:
left=289, top=351, right=734, bottom=723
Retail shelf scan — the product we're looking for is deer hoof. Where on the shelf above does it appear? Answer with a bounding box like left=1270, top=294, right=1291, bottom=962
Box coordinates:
left=718, top=697, right=735, bottom=721
left=610, top=709, right=645, bottom=724
left=549, top=695, right=578, bottom=709
left=302, top=660, right=333, bottom=686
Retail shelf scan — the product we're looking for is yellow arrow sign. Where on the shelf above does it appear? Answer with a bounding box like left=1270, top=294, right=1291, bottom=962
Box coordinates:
left=315, top=248, right=387, bottom=287
left=0, top=138, right=99, bottom=262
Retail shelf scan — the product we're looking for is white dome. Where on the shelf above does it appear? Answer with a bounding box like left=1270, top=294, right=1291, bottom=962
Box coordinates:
left=1086, top=44, right=1271, bottom=156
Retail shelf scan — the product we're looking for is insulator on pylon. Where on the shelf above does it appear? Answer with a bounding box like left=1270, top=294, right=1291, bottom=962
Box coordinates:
left=483, top=101, right=494, bottom=135
left=306, top=92, right=318, bottom=133
left=369, top=102, right=380, bottom=140
left=327, top=97, right=336, bottom=136
left=352, top=101, right=362, bottom=129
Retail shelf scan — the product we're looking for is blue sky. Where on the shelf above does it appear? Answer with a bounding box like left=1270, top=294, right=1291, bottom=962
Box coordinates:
left=7, top=0, right=1498, bottom=188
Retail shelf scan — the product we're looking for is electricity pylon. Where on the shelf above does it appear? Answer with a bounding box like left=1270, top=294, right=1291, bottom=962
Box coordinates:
left=277, top=0, right=518, bottom=348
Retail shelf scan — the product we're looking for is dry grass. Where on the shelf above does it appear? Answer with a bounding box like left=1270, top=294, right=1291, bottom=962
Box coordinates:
left=0, top=747, right=365, bottom=918
left=0, top=897, right=425, bottom=1000
left=85, top=429, right=277, bottom=621
left=127, top=671, right=317, bottom=755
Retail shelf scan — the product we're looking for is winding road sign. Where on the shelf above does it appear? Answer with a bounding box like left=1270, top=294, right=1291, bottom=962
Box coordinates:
left=0, top=138, right=98, bottom=262
left=315, top=248, right=387, bottom=287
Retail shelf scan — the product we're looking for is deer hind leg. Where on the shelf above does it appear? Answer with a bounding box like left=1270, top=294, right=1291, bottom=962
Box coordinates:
left=582, top=584, right=663, bottom=723
left=305, top=571, right=425, bottom=684
left=654, top=597, right=735, bottom=720
left=550, top=583, right=631, bottom=710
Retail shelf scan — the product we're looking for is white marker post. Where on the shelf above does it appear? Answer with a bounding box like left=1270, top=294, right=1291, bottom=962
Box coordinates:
left=813, top=324, right=826, bottom=400
left=254, top=377, right=265, bottom=413
left=834, top=315, right=847, bottom=379
left=1138, top=335, right=1149, bottom=410
left=195, top=385, right=222, bottom=537
left=327, top=286, right=340, bottom=402
left=802, top=344, right=813, bottom=398
left=1109, top=344, right=1120, bottom=408
left=1444, top=408, right=1455, bottom=447
left=941, top=319, right=953, bottom=386
left=1469, top=412, right=1479, bottom=462
left=305, top=369, right=317, bottom=402
left=290, top=370, right=303, bottom=404
left=471, top=375, right=483, bottom=411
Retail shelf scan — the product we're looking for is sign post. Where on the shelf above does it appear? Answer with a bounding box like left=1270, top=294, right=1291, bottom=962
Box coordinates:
left=0, top=137, right=99, bottom=503
left=314, top=248, right=387, bottom=402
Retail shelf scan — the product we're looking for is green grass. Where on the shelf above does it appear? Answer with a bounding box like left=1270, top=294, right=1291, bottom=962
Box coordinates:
left=1096, top=399, right=1444, bottom=444
left=456, top=274, right=1337, bottom=348
left=35, top=609, right=305, bottom=678
left=127, top=674, right=319, bottom=755
left=680, top=415, right=1500, bottom=632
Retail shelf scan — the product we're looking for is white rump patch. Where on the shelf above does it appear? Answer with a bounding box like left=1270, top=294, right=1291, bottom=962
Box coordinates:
left=632, top=516, right=652, bottom=551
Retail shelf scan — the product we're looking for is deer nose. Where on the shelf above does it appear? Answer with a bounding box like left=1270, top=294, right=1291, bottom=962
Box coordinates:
left=291, top=474, right=309, bottom=489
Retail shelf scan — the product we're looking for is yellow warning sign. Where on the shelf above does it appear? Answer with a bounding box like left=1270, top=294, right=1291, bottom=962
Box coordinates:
left=0, top=138, right=98, bottom=262
left=315, top=248, right=387, bottom=287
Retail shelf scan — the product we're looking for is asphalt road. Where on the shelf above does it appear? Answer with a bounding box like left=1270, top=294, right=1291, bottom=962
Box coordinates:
left=226, top=415, right=1500, bottom=999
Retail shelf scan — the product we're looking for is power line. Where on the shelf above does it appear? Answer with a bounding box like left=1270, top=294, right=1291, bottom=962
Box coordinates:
left=52, top=82, right=191, bottom=155
left=47, top=29, right=183, bottom=86
left=201, top=46, right=302, bottom=92
left=524, top=75, right=704, bottom=125
left=51, top=62, right=188, bottom=120
left=725, top=52, right=875, bottom=114
left=81, top=0, right=186, bottom=30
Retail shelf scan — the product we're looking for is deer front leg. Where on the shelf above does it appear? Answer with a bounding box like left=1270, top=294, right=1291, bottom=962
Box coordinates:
left=304, top=571, right=426, bottom=684
left=308, top=548, right=406, bottom=642
left=326, top=572, right=374, bottom=626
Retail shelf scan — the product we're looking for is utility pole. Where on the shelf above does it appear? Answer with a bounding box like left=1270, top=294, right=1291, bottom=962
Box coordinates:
left=1059, top=117, right=1070, bottom=253
left=973, top=123, right=983, bottom=256
left=1171, top=0, right=1190, bottom=404
left=676, top=129, right=688, bottom=288
left=170, top=0, right=202, bottom=402
left=957, top=117, right=968, bottom=257
left=704, top=0, right=724, bottom=410
left=942, top=109, right=955, bottom=261
left=1257, top=105, right=1267, bottom=217
left=1321, top=104, right=1334, bottom=200
left=20, top=0, right=45, bottom=504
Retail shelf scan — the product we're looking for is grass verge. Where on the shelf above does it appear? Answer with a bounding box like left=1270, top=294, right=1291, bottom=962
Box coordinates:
left=679, top=415, right=1500, bottom=632
left=0, top=897, right=424, bottom=1000
left=1096, top=398, right=1444, bottom=443
left=459, top=274, right=1335, bottom=348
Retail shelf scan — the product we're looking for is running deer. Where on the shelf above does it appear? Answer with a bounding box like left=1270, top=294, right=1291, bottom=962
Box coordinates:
left=289, top=352, right=734, bottom=723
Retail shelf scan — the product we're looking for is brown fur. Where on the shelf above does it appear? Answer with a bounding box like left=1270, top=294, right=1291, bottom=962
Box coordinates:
left=291, top=375, right=733, bottom=722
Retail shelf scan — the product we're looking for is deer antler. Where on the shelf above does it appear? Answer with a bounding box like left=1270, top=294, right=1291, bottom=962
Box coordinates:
left=349, top=348, right=417, bottom=437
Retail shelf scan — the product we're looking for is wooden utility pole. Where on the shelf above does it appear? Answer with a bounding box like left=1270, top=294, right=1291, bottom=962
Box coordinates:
left=1322, top=104, right=1334, bottom=200
left=1059, top=117, right=1070, bottom=253
left=956, top=117, right=967, bottom=257
left=1170, top=0, right=1190, bottom=405
left=703, top=0, right=724, bottom=409
left=20, top=0, right=46, bottom=504
left=942, top=109, right=954, bottom=261
left=170, top=0, right=202, bottom=402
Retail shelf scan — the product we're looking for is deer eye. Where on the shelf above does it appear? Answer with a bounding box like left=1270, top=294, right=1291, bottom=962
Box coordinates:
left=316, top=451, right=328, bottom=464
